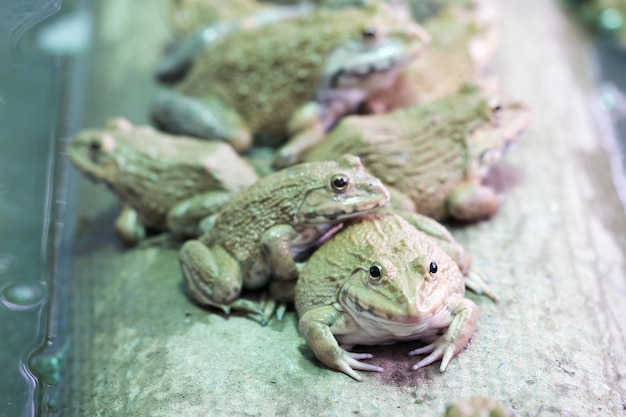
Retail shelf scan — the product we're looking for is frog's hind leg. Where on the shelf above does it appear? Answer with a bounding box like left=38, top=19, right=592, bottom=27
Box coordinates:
left=151, top=90, right=251, bottom=152
left=179, top=240, right=262, bottom=316
left=445, top=181, right=499, bottom=222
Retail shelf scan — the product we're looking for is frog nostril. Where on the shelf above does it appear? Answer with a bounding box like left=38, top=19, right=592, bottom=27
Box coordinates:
left=362, top=27, right=378, bottom=40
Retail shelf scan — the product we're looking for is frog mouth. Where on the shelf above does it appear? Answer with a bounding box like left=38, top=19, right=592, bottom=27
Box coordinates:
left=339, top=284, right=448, bottom=326
left=300, top=193, right=388, bottom=223
left=298, top=181, right=390, bottom=225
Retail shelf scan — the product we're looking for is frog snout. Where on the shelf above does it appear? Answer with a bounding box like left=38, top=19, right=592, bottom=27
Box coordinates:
left=405, top=25, right=431, bottom=49
left=363, top=179, right=390, bottom=200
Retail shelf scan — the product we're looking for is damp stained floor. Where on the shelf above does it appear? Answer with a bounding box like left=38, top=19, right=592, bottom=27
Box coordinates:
left=54, top=0, right=626, bottom=415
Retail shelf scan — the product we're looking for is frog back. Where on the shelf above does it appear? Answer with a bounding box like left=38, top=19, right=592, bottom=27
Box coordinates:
left=305, top=92, right=491, bottom=219
left=177, top=7, right=392, bottom=144
left=200, top=161, right=333, bottom=264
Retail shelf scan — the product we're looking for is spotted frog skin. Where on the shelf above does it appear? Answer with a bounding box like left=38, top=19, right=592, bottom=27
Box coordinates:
left=179, top=155, right=390, bottom=322
left=151, top=4, right=429, bottom=154
left=168, top=0, right=266, bottom=37
left=295, top=212, right=479, bottom=381
left=68, top=118, right=259, bottom=245
left=304, top=88, right=532, bottom=222
left=159, top=2, right=316, bottom=82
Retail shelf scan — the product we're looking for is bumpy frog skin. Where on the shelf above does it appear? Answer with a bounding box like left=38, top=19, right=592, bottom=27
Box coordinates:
left=168, top=0, right=266, bottom=37
left=304, top=89, right=532, bottom=222
left=159, top=2, right=316, bottom=82
left=67, top=118, right=258, bottom=245
left=151, top=4, right=429, bottom=154
left=179, top=155, right=390, bottom=323
left=364, top=0, right=500, bottom=113
left=295, top=213, right=479, bottom=381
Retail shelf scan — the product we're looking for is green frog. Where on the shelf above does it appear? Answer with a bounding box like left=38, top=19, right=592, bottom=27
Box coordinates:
left=151, top=4, right=430, bottom=153
left=295, top=212, right=481, bottom=381
left=303, top=88, right=532, bottom=222
left=68, top=118, right=259, bottom=245
left=179, top=155, right=390, bottom=322
left=159, top=1, right=316, bottom=82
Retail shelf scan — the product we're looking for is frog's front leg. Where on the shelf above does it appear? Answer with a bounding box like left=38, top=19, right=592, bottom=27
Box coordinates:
left=299, top=305, right=383, bottom=381
left=258, top=224, right=303, bottom=322
left=261, top=224, right=302, bottom=281
left=273, top=101, right=330, bottom=169
left=273, top=125, right=325, bottom=169
left=114, top=204, right=146, bottom=245
left=151, top=90, right=252, bottom=152
left=179, top=240, right=262, bottom=316
left=167, top=191, right=234, bottom=238
left=408, top=296, right=478, bottom=372
left=445, top=181, right=499, bottom=222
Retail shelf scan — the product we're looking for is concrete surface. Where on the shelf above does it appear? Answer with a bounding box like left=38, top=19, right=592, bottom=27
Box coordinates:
left=61, top=0, right=626, bottom=415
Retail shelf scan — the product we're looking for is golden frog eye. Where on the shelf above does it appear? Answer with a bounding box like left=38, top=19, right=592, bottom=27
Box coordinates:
left=429, top=261, right=438, bottom=274
left=331, top=174, right=349, bottom=192
left=369, top=264, right=382, bottom=281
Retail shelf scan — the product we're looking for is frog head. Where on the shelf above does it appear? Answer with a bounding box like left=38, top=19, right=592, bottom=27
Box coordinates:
left=67, top=118, right=131, bottom=186
left=469, top=97, right=532, bottom=176
left=317, top=5, right=430, bottom=123
left=296, top=155, right=390, bottom=224
left=338, top=241, right=460, bottom=326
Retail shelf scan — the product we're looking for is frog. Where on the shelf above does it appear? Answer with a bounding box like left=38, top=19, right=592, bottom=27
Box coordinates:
left=445, top=397, right=514, bottom=417
left=159, top=1, right=316, bottom=83
left=303, top=87, right=532, bottom=222
left=179, top=154, right=390, bottom=323
left=363, top=0, right=501, bottom=113
left=151, top=3, right=430, bottom=154
left=294, top=212, right=482, bottom=381
left=168, top=0, right=267, bottom=37
left=67, top=118, right=259, bottom=245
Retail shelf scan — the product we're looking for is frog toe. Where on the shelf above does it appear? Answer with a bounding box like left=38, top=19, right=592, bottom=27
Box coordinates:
left=409, top=341, right=456, bottom=372
left=337, top=352, right=382, bottom=381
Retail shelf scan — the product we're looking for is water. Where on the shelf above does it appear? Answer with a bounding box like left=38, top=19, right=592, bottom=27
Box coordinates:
left=0, top=1, right=83, bottom=415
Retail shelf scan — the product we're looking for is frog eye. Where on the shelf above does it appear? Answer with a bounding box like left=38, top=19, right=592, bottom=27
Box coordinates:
left=429, top=261, right=438, bottom=274
left=89, top=139, right=102, bottom=152
left=369, top=264, right=383, bottom=281
left=331, top=174, right=350, bottom=192
left=362, top=27, right=378, bottom=40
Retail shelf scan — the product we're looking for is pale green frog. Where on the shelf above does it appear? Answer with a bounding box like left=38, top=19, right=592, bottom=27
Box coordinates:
left=179, top=155, right=390, bottom=322
left=68, top=118, right=258, bottom=245
left=151, top=4, right=429, bottom=153
left=295, top=212, right=483, bottom=380
left=304, top=88, right=532, bottom=222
